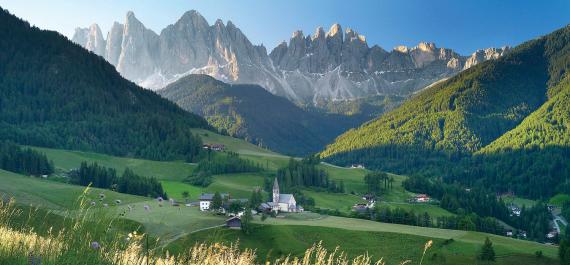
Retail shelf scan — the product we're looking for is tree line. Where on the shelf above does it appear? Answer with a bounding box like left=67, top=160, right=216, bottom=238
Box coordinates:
left=70, top=162, right=167, bottom=199
left=186, top=152, right=262, bottom=187
left=403, top=175, right=552, bottom=241
left=275, top=157, right=344, bottom=193
left=0, top=141, right=53, bottom=176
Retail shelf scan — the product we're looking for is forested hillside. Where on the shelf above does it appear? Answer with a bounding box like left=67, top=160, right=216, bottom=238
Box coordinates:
left=0, top=8, right=209, bottom=161
left=159, top=75, right=364, bottom=155
left=321, top=25, right=570, bottom=199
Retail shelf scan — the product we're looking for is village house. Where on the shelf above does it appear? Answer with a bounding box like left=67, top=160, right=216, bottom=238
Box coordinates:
left=362, top=194, right=376, bottom=203
left=268, top=178, right=303, bottom=213
left=225, top=216, right=241, bottom=229
left=202, top=143, right=225, bottom=152
left=410, top=194, right=430, bottom=203
left=350, top=164, right=365, bottom=169
left=508, top=204, right=521, bottom=217
left=352, top=203, right=369, bottom=213
left=199, top=193, right=229, bottom=211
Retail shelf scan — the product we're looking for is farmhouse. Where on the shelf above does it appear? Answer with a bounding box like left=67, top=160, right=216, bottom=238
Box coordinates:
left=199, top=193, right=229, bottom=211
left=269, top=178, right=302, bottom=213
left=411, top=194, right=430, bottom=203
left=203, top=143, right=225, bottom=151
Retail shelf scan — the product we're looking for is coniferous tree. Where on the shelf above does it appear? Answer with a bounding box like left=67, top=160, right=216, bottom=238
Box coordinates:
left=479, top=237, right=496, bottom=262
left=211, top=192, right=223, bottom=211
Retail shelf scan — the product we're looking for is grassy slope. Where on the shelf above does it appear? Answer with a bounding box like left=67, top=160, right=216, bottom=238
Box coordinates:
left=256, top=214, right=558, bottom=258
left=34, top=139, right=454, bottom=215
left=0, top=169, right=145, bottom=210
left=170, top=222, right=556, bottom=265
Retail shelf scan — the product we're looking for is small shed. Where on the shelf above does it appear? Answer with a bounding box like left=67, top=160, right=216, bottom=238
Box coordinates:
left=226, top=216, right=241, bottom=229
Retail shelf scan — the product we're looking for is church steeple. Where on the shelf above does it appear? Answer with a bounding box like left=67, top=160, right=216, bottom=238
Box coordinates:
left=272, top=177, right=280, bottom=204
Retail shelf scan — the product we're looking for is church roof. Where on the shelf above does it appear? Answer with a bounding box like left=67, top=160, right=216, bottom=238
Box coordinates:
left=279, top=194, right=294, bottom=203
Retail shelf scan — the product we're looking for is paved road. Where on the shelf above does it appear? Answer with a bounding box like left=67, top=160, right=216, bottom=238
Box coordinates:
left=553, top=213, right=568, bottom=233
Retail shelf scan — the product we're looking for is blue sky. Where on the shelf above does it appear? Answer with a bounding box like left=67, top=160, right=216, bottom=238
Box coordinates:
left=0, top=0, right=568, bottom=55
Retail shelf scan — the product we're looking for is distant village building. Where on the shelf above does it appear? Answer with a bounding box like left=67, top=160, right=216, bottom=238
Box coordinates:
left=203, top=143, right=225, bottom=151
left=269, top=178, right=302, bottom=213
left=352, top=203, right=369, bottom=213
left=508, top=204, right=521, bottom=217
left=199, top=193, right=229, bottom=211
left=225, top=216, right=241, bottom=229
left=362, top=194, right=376, bottom=203
left=350, top=164, right=365, bottom=169
left=411, top=194, right=431, bottom=203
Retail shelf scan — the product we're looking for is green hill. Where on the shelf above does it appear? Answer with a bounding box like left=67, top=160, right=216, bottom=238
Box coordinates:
left=320, top=25, right=570, bottom=198
left=469, top=75, right=570, bottom=198
left=0, top=7, right=209, bottom=161
left=159, top=74, right=366, bottom=156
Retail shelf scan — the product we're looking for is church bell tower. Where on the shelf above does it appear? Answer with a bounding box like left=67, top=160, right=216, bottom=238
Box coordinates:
left=272, top=177, right=280, bottom=205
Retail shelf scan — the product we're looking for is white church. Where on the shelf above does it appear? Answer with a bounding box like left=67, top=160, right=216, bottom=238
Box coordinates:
left=269, top=178, right=303, bottom=213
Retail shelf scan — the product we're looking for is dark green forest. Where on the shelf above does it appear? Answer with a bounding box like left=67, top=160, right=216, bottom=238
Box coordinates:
left=185, top=152, right=262, bottom=187
left=275, top=157, right=344, bottom=193
left=0, top=141, right=53, bottom=176
left=70, top=162, right=167, bottom=198
left=0, top=8, right=209, bottom=161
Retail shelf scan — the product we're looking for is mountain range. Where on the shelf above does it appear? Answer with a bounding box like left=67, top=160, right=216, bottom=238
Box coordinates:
left=72, top=10, right=509, bottom=105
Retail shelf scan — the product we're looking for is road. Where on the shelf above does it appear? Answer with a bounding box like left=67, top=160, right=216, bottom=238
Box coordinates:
left=553, top=212, right=568, bottom=234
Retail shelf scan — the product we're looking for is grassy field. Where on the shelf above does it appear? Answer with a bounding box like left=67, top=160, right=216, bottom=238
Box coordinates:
left=501, top=195, right=537, bottom=208
left=255, top=213, right=558, bottom=259
left=163, top=173, right=267, bottom=201
left=191, top=128, right=282, bottom=157
left=0, top=169, right=145, bottom=210
left=32, top=146, right=195, bottom=181
left=376, top=202, right=455, bottom=218
left=550, top=194, right=570, bottom=207
left=169, top=222, right=557, bottom=265
left=117, top=201, right=227, bottom=240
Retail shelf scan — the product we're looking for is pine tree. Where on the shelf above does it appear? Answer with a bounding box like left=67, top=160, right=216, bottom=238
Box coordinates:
left=212, top=192, right=223, bottom=211
left=241, top=206, right=253, bottom=235
left=479, top=237, right=496, bottom=262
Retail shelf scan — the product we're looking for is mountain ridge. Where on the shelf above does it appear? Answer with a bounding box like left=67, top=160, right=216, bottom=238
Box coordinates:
left=158, top=74, right=373, bottom=155
left=72, top=10, right=508, bottom=105
left=0, top=7, right=209, bottom=161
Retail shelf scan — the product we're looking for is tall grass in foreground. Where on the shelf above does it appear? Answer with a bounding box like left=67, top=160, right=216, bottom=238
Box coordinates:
left=0, top=188, right=432, bottom=265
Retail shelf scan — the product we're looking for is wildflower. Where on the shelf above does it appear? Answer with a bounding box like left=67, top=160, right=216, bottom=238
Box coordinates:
left=90, top=201, right=96, bottom=206
left=103, top=203, right=108, bottom=208
left=90, top=241, right=100, bottom=250
left=144, top=205, right=150, bottom=211
left=157, top=197, right=163, bottom=202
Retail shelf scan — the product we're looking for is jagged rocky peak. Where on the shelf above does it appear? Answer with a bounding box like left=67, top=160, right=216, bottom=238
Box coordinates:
left=73, top=11, right=509, bottom=104
left=463, top=46, right=511, bottom=70
left=71, top=23, right=105, bottom=56
left=117, top=11, right=159, bottom=83
left=312, top=27, right=325, bottom=40
left=393, top=45, right=409, bottom=53
left=327, top=23, right=342, bottom=38
left=105, top=22, right=124, bottom=66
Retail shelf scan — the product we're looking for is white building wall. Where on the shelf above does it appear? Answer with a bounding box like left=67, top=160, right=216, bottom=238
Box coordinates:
left=200, top=201, right=211, bottom=211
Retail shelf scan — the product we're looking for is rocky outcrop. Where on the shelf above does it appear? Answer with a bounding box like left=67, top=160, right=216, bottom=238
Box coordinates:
left=463, top=47, right=510, bottom=70
left=72, top=11, right=509, bottom=105
left=72, top=24, right=105, bottom=57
